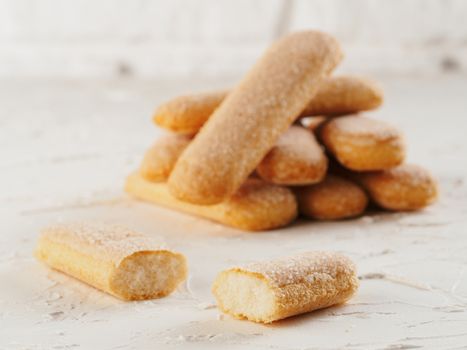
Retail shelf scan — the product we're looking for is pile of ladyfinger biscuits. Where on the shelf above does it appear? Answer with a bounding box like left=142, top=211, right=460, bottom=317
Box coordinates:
left=35, top=31, right=438, bottom=325
left=125, top=31, right=438, bottom=231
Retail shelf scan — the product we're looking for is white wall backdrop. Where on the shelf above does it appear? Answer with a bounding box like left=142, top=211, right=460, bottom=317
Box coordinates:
left=0, top=0, right=466, bottom=78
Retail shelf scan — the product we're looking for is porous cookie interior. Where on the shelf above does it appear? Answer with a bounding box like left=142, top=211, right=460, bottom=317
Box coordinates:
left=110, top=251, right=186, bottom=300
left=214, top=270, right=277, bottom=322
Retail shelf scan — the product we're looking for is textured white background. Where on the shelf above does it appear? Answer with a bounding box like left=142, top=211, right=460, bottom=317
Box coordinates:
left=0, top=0, right=467, bottom=78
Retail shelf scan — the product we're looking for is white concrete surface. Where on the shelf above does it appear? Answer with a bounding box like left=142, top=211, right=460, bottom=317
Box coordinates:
left=0, top=75, right=466, bottom=349
left=1, top=0, right=467, bottom=78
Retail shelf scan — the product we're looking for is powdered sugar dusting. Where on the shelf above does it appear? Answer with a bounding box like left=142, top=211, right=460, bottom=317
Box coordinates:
left=241, top=251, right=356, bottom=287
left=272, top=125, right=325, bottom=164
left=385, top=164, right=436, bottom=187
left=331, top=116, right=402, bottom=140
left=40, top=222, right=167, bottom=265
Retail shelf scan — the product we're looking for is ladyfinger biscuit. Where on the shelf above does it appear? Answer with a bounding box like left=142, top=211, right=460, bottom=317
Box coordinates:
left=212, top=251, right=358, bottom=323
left=320, top=116, right=406, bottom=171
left=257, top=126, right=328, bottom=185
left=356, top=164, right=438, bottom=211
left=35, top=223, right=187, bottom=300
left=296, top=175, right=368, bottom=220
left=300, top=75, right=383, bottom=116
left=154, top=76, right=382, bottom=135
left=140, top=134, right=191, bottom=182
left=125, top=172, right=297, bottom=231
left=168, top=31, right=342, bottom=204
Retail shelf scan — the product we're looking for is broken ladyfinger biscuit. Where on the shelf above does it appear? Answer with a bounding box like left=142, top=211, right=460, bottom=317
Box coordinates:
left=35, top=223, right=187, bottom=300
left=356, top=164, right=438, bottom=211
left=154, top=76, right=382, bottom=135
left=168, top=31, right=342, bottom=204
left=320, top=115, right=406, bottom=171
left=256, top=126, right=328, bottom=185
left=140, top=134, right=191, bottom=182
left=295, top=174, right=368, bottom=220
left=212, top=251, right=359, bottom=323
left=125, top=172, right=297, bottom=231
